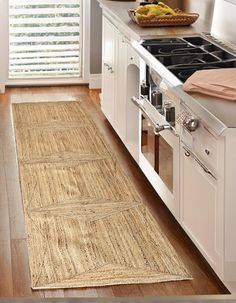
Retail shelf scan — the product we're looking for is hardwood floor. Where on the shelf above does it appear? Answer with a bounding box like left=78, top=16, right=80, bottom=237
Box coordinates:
left=0, top=85, right=229, bottom=297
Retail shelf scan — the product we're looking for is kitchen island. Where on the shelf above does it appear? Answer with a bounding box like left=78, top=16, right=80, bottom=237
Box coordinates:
left=97, top=0, right=236, bottom=294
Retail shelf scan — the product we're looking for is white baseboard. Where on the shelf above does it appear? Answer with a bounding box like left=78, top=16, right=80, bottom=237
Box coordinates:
left=89, top=74, right=101, bottom=89
left=0, top=84, right=5, bottom=94
left=6, top=78, right=88, bottom=86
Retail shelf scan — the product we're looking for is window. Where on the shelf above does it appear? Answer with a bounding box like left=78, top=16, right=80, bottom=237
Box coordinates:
left=9, top=0, right=82, bottom=79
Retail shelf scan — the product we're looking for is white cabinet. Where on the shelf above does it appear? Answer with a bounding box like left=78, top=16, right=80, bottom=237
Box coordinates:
left=180, top=144, right=223, bottom=274
left=102, top=16, right=140, bottom=150
left=102, top=16, right=128, bottom=143
left=125, top=46, right=140, bottom=162
left=101, top=16, right=116, bottom=126
left=114, top=33, right=127, bottom=142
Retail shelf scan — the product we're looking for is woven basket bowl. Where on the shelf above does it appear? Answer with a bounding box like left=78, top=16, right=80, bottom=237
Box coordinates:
left=128, top=9, right=199, bottom=27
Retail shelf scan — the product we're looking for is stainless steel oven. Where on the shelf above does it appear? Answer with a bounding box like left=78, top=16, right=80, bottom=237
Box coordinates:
left=139, top=65, right=178, bottom=194
left=133, top=33, right=235, bottom=217
left=141, top=114, right=174, bottom=193
left=131, top=63, right=181, bottom=217
left=130, top=26, right=235, bottom=217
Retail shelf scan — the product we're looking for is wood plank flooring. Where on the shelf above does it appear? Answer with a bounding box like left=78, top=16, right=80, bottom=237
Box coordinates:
left=0, top=85, right=230, bottom=297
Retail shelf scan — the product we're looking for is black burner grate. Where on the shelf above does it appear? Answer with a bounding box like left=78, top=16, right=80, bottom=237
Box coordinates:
left=143, top=36, right=236, bottom=82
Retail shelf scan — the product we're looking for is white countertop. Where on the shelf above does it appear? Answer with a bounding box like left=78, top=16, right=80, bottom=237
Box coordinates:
left=97, top=0, right=212, bottom=40
left=97, top=0, right=236, bottom=132
left=190, top=93, right=236, bottom=129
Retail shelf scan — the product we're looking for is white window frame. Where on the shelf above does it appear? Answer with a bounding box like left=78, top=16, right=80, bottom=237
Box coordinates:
left=4, top=0, right=90, bottom=87
left=0, top=0, right=9, bottom=93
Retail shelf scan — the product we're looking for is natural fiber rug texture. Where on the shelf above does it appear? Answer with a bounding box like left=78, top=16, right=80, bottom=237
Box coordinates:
left=12, top=101, right=191, bottom=289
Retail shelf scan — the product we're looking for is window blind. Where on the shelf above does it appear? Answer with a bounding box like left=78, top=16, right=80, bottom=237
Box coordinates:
left=9, top=0, right=81, bottom=79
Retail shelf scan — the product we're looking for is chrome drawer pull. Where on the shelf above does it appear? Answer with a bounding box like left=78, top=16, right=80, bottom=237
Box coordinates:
left=183, top=146, right=217, bottom=180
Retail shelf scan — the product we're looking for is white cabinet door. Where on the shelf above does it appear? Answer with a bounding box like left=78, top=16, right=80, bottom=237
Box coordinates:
left=115, top=40, right=141, bottom=146
left=125, top=45, right=140, bottom=162
left=101, top=16, right=141, bottom=162
left=101, top=17, right=116, bottom=125
left=180, top=145, right=222, bottom=271
left=114, top=33, right=127, bottom=142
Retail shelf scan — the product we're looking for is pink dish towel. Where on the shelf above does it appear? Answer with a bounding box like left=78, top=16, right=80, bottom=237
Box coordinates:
left=183, top=68, right=236, bottom=101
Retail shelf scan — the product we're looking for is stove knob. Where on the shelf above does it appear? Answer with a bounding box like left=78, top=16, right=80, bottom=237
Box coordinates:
left=151, top=90, right=163, bottom=110
left=164, top=104, right=175, bottom=126
left=140, top=81, right=149, bottom=98
left=184, top=116, right=199, bottom=132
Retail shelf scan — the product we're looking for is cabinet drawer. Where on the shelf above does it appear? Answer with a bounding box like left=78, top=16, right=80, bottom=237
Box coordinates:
left=192, top=124, right=218, bottom=173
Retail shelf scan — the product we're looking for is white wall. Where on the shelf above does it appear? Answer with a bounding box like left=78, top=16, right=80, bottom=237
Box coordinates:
left=179, top=0, right=215, bottom=24
left=211, top=0, right=236, bottom=45
left=89, top=0, right=102, bottom=88
left=90, top=1, right=102, bottom=75
left=0, top=0, right=9, bottom=93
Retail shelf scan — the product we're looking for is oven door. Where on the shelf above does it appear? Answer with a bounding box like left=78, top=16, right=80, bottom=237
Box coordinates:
left=132, top=97, right=180, bottom=219
left=141, top=114, right=174, bottom=194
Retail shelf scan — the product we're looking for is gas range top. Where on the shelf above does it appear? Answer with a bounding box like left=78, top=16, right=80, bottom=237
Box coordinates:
left=142, top=36, right=236, bottom=82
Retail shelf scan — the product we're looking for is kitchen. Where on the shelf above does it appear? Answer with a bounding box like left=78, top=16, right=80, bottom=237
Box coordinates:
left=0, top=0, right=236, bottom=299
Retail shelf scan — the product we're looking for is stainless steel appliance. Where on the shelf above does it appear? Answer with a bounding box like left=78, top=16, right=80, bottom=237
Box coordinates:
left=131, top=68, right=181, bottom=216
left=131, top=33, right=236, bottom=218
left=142, top=36, right=236, bottom=83
left=141, top=116, right=174, bottom=193
left=139, top=34, right=236, bottom=165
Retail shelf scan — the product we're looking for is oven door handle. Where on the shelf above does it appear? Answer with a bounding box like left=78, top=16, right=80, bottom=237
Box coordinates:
left=131, top=96, right=172, bottom=135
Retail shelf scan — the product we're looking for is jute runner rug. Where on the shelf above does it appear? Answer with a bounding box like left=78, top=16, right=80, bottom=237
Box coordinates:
left=12, top=101, right=191, bottom=289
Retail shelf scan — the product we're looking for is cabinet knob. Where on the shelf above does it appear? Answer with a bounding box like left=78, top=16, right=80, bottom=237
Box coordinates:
left=205, top=149, right=210, bottom=156
left=104, top=63, right=114, bottom=73
left=108, top=66, right=114, bottom=73
left=184, top=151, right=191, bottom=157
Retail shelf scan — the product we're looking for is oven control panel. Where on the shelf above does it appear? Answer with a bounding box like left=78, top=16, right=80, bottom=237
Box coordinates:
left=176, top=103, right=218, bottom=174
left=140, top=65, right=184, bottom=132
